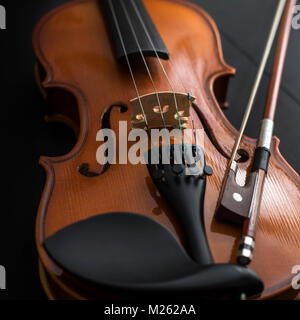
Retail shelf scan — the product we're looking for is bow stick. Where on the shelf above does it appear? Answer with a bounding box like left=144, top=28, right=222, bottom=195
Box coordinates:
left=215, top=0, right=296, bottom=266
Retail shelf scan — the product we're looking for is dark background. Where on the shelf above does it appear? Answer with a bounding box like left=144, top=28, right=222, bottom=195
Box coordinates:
left=0, top=0, right=299, bottom=300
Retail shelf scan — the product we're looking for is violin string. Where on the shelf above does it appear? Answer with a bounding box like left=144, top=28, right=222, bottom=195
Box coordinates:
left=119, top=0, right=167, bottom=131
left=170, top=60, right=206, bottom=150
left=108, top=0, right=149, bottom=130
left=167, top=56, right=193, bottom=99
left=129, top=0, right=185, bottom=149
left=163, top=51, right=199, bottom=150
left=169, top=60, right=195, bottom=122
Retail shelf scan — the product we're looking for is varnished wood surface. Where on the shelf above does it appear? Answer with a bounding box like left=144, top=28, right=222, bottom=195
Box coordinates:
left=33, top=0, right=300, bottom=299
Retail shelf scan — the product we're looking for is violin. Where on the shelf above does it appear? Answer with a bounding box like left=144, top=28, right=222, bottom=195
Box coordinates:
left=33, top=0, right=300, bottom=300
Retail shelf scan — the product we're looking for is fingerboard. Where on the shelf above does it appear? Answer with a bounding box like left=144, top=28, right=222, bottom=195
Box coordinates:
left=101, top=0, right=169, bottom=61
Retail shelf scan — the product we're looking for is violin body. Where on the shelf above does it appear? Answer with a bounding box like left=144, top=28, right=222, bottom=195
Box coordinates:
left=33, top=0, right=300, bottom=299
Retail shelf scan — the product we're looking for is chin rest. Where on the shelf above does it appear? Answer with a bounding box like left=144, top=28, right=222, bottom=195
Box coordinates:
left=44, top=212, right=263, bottom=299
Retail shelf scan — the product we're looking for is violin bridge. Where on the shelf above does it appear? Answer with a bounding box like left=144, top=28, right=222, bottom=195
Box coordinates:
left=130, top=91, right=194, bottom=130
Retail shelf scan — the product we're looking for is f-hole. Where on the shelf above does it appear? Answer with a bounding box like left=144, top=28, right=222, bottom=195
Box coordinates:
left=236, top=149, right=250, bottom=163
left=78, top=103, right=128, bottom=177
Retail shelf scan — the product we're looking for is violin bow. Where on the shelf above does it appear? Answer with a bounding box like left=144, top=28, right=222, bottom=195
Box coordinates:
left=215, top=0, right=296, bottom=266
